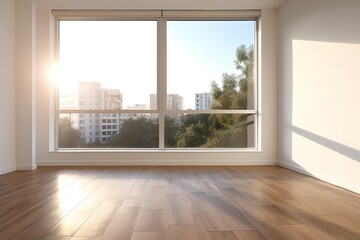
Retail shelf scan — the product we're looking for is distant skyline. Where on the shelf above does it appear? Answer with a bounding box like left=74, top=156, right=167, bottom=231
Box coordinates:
left=58, top=20, right=254, bottom=109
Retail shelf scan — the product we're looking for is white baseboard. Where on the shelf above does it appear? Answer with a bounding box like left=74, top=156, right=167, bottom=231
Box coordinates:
left=0, top=166, right=16, bottom=175
left=278, top=161, right=360, bottom=195
left=16, top=164, right=37, bottom=170
left=278, top=161, right=311, bottom=176
left=37, top=159, right=277, bottom=166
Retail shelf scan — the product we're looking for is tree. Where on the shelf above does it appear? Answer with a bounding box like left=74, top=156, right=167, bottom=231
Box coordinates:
left=207, top=44, right=255, bottom=147
left=211, top=44, right=254, bottom=111
left=59, top=117, right=83, bottom=148
left=172, top=44, right=255, bottom=148
left=175, top=114, right=213, bottom=148
left=164, top=116, right=179, bottom=147
left=109, top=117, right=158, bottom=148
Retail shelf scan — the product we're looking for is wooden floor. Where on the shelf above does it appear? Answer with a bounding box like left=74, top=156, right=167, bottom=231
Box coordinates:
left=0, top=166, right=359, bottom=240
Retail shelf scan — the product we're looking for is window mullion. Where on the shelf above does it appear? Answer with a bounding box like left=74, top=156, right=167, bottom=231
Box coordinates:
left=158, top=18, right=166, bottom=149
left=255, top=18, right=259, bottom=150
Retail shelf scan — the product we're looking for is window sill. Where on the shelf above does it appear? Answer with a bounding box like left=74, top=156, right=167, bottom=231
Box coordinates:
left=50, top=148, right=261, bottom=153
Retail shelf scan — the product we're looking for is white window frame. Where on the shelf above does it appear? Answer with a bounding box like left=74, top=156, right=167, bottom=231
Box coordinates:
left=52, top=10, right=260, bottom=150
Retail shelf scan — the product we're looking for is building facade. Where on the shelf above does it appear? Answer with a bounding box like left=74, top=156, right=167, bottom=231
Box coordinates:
left=59, top=81, right=123, bottom=144
left=150, top=94, right=184, bottom=110
left=195, top=92, right=213, bottom=110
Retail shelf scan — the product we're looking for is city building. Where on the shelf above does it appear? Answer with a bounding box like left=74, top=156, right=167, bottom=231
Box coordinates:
left=150, top=94, right=184, bottom=110
left=124, top=104, right=150, bottom=119
left=195, top=92, right=213, bottom=110
left=101, top=88, right=122, bottom=143
left=59, top=81, right=122, bottom=143
left=167, top=94, right=184, bottom=110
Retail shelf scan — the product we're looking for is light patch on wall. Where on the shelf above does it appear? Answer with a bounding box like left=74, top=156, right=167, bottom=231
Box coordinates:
left=291, top=131, right=360, bottom=189
left=292, top=39, right=360, bottom=150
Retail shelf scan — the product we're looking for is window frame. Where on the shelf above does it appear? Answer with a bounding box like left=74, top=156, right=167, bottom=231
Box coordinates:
left=52, top=10, right=260, bottom=151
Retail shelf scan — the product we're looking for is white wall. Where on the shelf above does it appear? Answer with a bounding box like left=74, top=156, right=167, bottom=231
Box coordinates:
left=0, top=0, right=16, bottom=174
left=15, top=0, right=37, bottom=170
left=15, top=0, right=278, bottom=166
left=278, top=0, right=360, bottom=193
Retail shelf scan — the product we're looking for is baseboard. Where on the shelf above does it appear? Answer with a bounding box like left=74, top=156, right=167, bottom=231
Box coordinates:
left=37, top=159, right=277, bottom=166
left=0, top=166, right=16, bottom=175
left=278, top=161, right=312, bottom=176
left=16, top=164, right=37, bottom=170
left=278, top=161, right=360, bottom=195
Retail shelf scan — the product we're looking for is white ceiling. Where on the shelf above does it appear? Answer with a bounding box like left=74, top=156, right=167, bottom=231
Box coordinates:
left=35, top=0, right=289, bottom=11
left=220, top=0, right=288, bottom=10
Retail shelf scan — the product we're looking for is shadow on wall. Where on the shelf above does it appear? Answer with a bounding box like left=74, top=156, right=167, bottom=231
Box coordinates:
left=278, top=0, right=360, bottom=194
left=291, top=125, right=360, bottom=163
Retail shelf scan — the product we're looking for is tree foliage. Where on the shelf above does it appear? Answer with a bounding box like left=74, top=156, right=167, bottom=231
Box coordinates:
left=164, top=116, right=180, bottom=147
left=211, top=44, right=254, bottom=111
left=59, top=117, right=83, bottom=148
left=175, top=114, right=212, bottom=148
left=109, top=117, right=158, bottom=148
left=176, top=44, right=255, bottom=148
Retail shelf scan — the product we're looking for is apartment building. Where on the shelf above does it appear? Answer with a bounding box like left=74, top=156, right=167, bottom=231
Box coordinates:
left=59, top=81, right=122, bottom=143
left=195, top=92, right=213, bottom=110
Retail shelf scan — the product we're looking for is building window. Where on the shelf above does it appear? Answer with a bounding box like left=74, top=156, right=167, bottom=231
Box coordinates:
left=54, top=10, right=258, bottom=149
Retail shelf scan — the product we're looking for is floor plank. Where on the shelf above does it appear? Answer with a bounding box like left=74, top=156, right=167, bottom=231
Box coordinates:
left=168, top=225, right=199, bottom=240
left=0, top=166, right=359, bottom=240
left=131, top=232, right=167, bottom=240
left=73, top=199, right=121, bottom=237
left=134, top=209, right=167, bottom=231
left=101, top=206, right=141, bottom=240
left=234, top=230, right=266, bottom=240
left=165, top=195, right=194, bottom=225
left=188, top=193, right=232, bottom=231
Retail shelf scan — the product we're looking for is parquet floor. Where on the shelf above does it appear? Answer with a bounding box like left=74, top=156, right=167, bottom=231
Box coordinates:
left=0, top=166, right=359, bottom=240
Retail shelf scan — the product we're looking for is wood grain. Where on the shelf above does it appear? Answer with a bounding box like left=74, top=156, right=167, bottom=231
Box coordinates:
left=0, top=166, right=359, bottom=240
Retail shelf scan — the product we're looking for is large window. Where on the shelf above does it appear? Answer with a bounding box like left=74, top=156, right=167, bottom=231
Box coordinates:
left=53, top=11, right=259, bottom=149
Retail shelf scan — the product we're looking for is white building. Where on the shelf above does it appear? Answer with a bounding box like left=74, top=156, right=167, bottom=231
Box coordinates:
left=59, top=81, right=123, bottom=143
left=195, top=92, right=213, bottom=110
left=150, top=94, right=184, bottom=110
left=167, top=94, right=184, bottom=110
left=100, top=88, right=122, bottom=143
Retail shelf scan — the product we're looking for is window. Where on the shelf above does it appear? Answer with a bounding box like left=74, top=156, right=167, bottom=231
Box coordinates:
left=54, top=10, right=258, bottom=149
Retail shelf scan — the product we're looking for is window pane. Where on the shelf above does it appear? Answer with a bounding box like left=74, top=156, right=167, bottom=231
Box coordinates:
left=58, top=113, right=159, bottom=148
left=58, top=21, right=156, bottom=110
left=165, top=114, right=255, bottom=148
left=167, top=21, right=255, bottom=110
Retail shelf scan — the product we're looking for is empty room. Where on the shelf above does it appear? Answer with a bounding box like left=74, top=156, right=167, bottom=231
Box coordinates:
left=0, top=0, right=359, bottom=239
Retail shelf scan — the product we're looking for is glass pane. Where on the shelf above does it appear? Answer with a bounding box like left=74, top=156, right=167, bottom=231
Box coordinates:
left=167, top=21, right=255, bottom=110
left=165, top=114, right=255, bottom=148
left=58, top=21, right=156, bottom=110
left=58, top=113, right=159, bottom=148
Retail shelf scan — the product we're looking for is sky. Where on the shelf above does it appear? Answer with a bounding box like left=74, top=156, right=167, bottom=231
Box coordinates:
left=58, top=20, right=254, bottom=109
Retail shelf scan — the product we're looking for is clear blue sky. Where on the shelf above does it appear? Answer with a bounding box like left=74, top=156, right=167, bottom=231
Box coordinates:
left=58, top=20, right=255, bottom=109
left=167, top=21, right=255, bottom=109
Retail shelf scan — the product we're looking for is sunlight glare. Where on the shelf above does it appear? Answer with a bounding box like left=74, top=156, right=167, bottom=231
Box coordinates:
left=50, top=64, right=79, bottom=90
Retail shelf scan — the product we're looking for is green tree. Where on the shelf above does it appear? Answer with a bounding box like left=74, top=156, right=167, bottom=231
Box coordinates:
left=173, top=44, right=254, bottom=148
left=208, top=44, right=254, bottom=147
left=211, top=44, right=254, bottom=111
left=109, top=117, right=158, bottom=148
left=164, top=116, right=180, bottom=147
left=59, top=117, right=83, bottom=148
left=175, top=114, right=213, bottom=148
